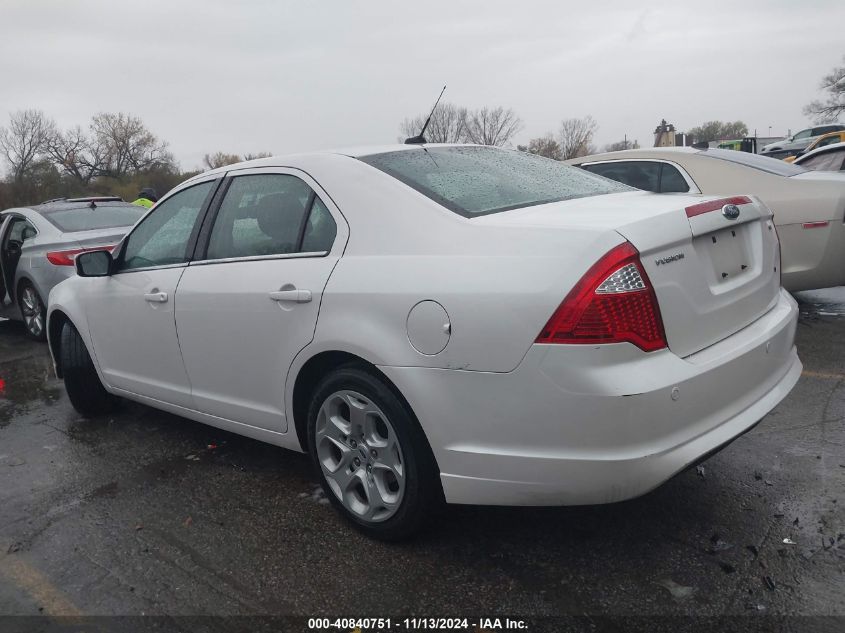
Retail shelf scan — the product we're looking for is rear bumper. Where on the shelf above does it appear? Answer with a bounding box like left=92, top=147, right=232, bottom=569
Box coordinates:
left=380, top=289, right=800, bottom=506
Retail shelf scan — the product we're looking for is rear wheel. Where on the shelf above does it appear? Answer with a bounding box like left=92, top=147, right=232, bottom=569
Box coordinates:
left=60, top=323, right=114, bottom=416
left=18, top=281, right=46, bottom=342
left=307, top=365, right=441, bottom=540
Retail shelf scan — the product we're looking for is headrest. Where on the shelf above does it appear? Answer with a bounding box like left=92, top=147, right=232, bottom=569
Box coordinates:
left=256, top=191, right=305, bottom=242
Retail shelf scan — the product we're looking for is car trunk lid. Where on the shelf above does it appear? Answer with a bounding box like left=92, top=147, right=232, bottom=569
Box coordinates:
left=477, top=191, right=781, bottom=357
left=65, top=227, right=130, bottom=250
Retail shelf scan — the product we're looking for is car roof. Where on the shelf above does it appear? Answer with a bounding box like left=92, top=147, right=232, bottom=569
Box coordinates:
left=194, top=143, right=492, bottom=179
left=795, top=141, right=845, bottom=163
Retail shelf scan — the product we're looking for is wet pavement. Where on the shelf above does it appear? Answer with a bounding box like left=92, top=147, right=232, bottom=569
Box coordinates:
left=0, top=290, right=843, bottom=626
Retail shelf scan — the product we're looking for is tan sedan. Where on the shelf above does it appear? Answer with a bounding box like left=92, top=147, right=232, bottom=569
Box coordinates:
left=565, top=148, right=845, bottom=292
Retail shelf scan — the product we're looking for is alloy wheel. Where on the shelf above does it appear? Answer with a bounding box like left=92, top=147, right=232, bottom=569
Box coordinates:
left=315, top=389, right=405, bottom=523
left=20, top=286, right=44, bottom=338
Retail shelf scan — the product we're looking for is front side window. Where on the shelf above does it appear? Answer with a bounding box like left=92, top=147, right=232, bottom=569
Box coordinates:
left=206, top=174, right=336, bottom=260
left=582, top=161, right=660, bottom=193
left=119, top=180, right=214, bottom=271
left=793, top=129, right=812, bottom=140
left=359, top=146, right=630, bottom=217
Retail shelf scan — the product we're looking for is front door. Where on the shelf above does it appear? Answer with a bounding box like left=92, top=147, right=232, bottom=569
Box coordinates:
left=175, top=170, right=345, bottom=431
left=84, top=180, right=218, bottom=407
left=0, top=214, right=10, bottom=306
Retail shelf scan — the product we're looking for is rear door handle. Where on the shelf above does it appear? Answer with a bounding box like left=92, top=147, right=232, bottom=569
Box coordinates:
left=269, top=289, right=312, bottom=303
left=144, top=292, right=168, bottom=303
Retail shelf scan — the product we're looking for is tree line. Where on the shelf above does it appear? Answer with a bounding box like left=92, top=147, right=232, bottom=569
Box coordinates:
left=0, top=109, right=272, bottom=210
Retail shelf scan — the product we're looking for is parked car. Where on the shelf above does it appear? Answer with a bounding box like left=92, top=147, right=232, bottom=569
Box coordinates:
left=48, top=146, right=800, bottom=539
left=791, top=141, right=845, bottom=172
left=565, top=147, right=845, bottom=291
left=784, top=130, right=845, bottom=163
left=0, top=197, right=145, bottom=340
left=760, top=124, right=845, bottom=156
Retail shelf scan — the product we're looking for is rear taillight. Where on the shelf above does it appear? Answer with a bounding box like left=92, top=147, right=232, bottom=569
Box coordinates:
left=46, top=245, right=116, bottom=266
left=536, top=242, right=667, bottom=352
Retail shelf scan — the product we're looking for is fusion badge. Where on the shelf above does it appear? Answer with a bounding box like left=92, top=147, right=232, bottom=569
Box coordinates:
left=655, top=253, right=685, bottom=266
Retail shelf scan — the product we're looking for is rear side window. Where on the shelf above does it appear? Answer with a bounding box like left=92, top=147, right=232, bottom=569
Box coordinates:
left=659, top=164, right=690, bottom=193
left=582, top=161, right=660, bottom=192
left=7, top=217, right=37, bottom=242
left=206, top=174, right=336, bottom=260
left=359, top=146, right=630, bottom=217
left=40, top=204, right=145, bottom=232
left=817, top=135, right=843, bottom=148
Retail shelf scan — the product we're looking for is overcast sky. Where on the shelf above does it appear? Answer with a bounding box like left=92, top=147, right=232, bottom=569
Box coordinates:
left=1, top=0, right=843, bottom=170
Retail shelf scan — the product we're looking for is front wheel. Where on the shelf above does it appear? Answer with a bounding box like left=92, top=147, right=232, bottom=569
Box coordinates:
left=60, top=323, right=115, bottom=416
left=307, top=366, right=442, bottom=540
left=18, top=281, right=47, bottom=341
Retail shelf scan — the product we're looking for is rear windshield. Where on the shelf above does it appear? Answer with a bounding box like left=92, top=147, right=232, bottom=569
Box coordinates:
left=359, top=146, right=632, bottom=217
left=40, top=204, right=146, bottom=232
left=698, top=148, right=807, bottom=176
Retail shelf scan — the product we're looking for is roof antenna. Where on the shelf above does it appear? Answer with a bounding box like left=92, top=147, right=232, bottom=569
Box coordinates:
left=404, top=85, right=446, bottom=145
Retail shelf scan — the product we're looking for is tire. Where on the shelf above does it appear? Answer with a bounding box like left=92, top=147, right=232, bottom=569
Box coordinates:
left=307, top=365, right=442, bottom=540
left=60, top=322, right=114, bottom=416
left=18, top=281, right=47, bottom=342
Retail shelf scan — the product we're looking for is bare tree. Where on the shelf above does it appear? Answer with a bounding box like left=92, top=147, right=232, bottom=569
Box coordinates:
left=603, top=138, right=640, bottom=152
left=463, top=106, right=523, bottom=146
left=47, top=125, right=106, bottom=187
left=91, top=112, right=174, bottom=180
left=203, top=152, right=242, bottom=170
left=0, top=109, right=56, bottom=183
left=517, top=134, right=563, bottom=160
left=804, top=55, right=845, bottom=123
left=558, top=116, right=597, bottom=159
left=400, top=102, right=468, bottom=143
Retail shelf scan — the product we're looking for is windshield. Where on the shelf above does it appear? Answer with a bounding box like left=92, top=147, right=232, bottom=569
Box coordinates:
left=40, top=204, right=146, bottom=232
left=698, top=148, right=807, bottom=177
left=358, top=146, right=632, bottom=217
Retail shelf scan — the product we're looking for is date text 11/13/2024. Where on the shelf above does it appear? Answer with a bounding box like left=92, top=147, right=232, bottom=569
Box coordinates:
left=307, top=617, right=529, bottom=630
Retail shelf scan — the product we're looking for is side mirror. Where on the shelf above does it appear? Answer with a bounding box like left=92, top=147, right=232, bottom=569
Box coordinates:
left=76, top=250, right=113, bottom=277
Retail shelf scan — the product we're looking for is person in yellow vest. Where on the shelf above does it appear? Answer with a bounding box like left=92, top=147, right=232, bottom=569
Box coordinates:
left=132, top=187, right=159, bottom=208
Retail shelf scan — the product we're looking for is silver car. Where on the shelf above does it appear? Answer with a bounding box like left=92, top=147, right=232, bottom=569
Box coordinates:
left=760, top=124, right=845, bottom=156
left=0, top=196, right=145, bottom=340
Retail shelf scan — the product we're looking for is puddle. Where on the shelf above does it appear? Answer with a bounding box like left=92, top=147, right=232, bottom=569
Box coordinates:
left=0, top=352, right=62, bottom=425
left=794, top=288, right=845, bottom=319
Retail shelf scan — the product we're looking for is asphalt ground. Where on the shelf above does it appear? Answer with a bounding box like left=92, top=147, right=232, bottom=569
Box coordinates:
left=0, top=289, right=843, bottom=632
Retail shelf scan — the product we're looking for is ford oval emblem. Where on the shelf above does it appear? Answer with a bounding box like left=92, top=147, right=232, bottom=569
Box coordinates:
left=722, top=204, right=741, bottom=220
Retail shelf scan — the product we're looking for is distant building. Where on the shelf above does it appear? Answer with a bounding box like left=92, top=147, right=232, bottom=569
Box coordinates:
left=654, top=119, right=676, bottom=147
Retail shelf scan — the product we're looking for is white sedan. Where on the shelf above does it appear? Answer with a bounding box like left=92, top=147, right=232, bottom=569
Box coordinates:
left=47, top=145, right=801, bottom=539
left=565, top=147, right=845, bottom=292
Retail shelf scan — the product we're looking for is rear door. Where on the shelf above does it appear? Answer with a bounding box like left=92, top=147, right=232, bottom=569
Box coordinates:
left=174, top=168, right=347, bottom=432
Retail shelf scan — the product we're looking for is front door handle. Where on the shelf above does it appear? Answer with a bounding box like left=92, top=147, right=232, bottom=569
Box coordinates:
left=269, top=289, right=312, bottom=303
left=144, top=291, right=168, bottom=303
